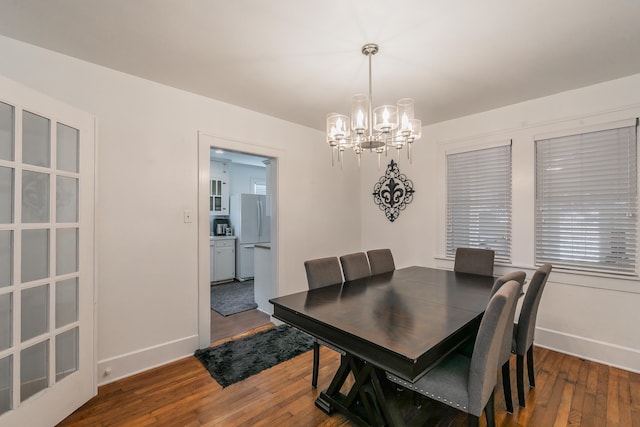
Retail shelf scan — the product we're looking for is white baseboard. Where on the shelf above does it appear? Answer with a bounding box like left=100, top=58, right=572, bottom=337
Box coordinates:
left=535, top=327, right=640, bottom=374
left=97, top=334, right=200, bottom=386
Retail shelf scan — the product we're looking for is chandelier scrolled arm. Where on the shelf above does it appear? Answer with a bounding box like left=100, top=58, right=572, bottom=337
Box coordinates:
left=326, top=43, right=422, bottom=166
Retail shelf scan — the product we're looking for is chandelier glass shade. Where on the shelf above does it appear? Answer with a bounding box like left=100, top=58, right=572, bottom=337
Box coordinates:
left=326, top=43, right=422, bottom=165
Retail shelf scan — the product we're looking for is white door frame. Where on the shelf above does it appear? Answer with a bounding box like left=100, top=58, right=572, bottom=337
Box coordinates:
left=197, top=132, right=279, bottom=348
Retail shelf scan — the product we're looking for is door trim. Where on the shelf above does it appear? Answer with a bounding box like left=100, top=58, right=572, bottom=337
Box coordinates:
left=197, top=132, right=280, bottom=348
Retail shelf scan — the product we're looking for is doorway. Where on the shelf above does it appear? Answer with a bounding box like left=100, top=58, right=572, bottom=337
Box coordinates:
left=197, top=133, right=279, bottom=348
left=208, top=148, right=272, bottom=342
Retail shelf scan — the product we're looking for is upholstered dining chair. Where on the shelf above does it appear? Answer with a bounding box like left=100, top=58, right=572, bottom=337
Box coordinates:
left=513, top=263, right=552, bottom=407
left=386, top=280, right=521, bottom=427
left=339, top=252, right=371, bottom=281
left=304, top=257, right=346, bottom=388
left=454, top=247, right=495, bottom=277
left=491, top=271, right=526, bottom=413
left=366, top=249, right=395, bottom=275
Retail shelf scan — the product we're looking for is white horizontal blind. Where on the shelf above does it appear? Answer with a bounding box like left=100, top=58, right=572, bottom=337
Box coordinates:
left=535, top=122, right=638, bottom=275
left=447, top=144, right=512, bottom=262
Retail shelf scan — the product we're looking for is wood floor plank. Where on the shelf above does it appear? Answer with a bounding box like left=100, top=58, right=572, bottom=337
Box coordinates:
left=568, top=357, right=589, bottom=426
left=58, top=342, right=640, bottom=427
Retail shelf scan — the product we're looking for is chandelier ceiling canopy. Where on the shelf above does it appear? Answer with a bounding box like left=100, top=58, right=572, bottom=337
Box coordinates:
left=326, top=43, right=422, bottom=166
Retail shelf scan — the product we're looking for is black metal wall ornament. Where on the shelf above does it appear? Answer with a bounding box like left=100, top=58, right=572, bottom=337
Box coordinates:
left=372, top=159, right=415, bottom=222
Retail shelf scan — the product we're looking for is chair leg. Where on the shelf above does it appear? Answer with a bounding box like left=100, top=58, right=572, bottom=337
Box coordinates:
left=517, top=353, right=525, bottom=407
left=468, top=414, right=480, bottom=427
left=502, top=360, right=513, bottom=413
left=312, top=341, right=320, bottom=388
left=527, top=345, right=535, bottom=388
left=484, top=391, right=496, bottom=427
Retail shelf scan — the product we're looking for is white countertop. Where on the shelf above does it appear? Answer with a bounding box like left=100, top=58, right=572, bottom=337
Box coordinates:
left=210, top=235, right=237, bottom=241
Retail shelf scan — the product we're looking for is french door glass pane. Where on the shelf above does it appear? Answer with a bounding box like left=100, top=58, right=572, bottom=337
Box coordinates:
left=56, top=228, right=78, bottom=275
left=0, top=101, right=13, bottom=161
left=0, top=231, right=12, bottom=287
left=0, top=166, right=13, bottom=224
left=55, top=278, right=78, bottom=328
left=22, top=111, right=50, bottom=168
left=56, top=176, right=78, bottom=223
left=0, top=293, right=11, bottom=350
left=56, top=123, right=79, bottom=173
left=21, top=229, right=49, bottom=283
left=20, top=340, right=49, bottom=402
left=55, top=327, right=78, bottom=382
left=22, top=170, right=50, bottom=223
left=0, top=355, right=12, bottom=415
left=21, top=285, right=49, bottom=342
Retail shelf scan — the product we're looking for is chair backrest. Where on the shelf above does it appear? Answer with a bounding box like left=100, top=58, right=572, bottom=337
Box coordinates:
left=367, top=249, right=395, bottom=275
left=514, top=264, right=552, bottom=354
left=453, top=247, right=495, bottom=277
left=490, top=271, right=526, bottom=365
left=490, top=271, right=526, bottom=298
left=468, top=280, right=520, bottom=416
left=339, top=252, right=371, bottom=281
left=304, top=257, right=343, bottom=290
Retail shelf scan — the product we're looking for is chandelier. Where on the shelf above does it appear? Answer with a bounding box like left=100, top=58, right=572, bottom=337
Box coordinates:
left=326, top=43, right=422, bottom=166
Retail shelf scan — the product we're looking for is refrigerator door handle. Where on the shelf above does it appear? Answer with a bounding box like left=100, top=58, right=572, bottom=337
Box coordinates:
left=257, top=199, right=262, bottom=239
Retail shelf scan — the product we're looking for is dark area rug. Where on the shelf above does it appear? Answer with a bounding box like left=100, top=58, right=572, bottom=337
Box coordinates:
left=194, top=324, right=314, bottom=388
left=210, top=281, right=258, bottom=316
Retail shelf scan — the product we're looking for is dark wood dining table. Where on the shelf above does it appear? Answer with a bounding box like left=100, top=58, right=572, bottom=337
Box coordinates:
left=269, top=266, right=495, bottom=426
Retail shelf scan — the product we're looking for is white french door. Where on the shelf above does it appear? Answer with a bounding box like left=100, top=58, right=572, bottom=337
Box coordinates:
left=0, top=75, right=96, bottom=426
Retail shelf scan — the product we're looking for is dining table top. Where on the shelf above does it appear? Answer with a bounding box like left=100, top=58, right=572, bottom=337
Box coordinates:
left=270, top=266, right=496, bottom=382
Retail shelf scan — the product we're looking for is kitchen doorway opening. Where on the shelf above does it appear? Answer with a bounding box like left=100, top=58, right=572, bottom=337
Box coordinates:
left=209, top=147, right=273, bottom=342
left=197, top=133, right=279, bottom=348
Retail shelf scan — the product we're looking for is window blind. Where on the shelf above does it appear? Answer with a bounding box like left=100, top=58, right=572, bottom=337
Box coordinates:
left=447, top=144, right=512, bottom=262
left=535, top=122, right=638, bottom=275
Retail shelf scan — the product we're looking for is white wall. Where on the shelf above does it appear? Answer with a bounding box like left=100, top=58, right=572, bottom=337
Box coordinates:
left=361, top=73, right=640, bottom=373
left=0, top=36, right=361, bottom=384
left=227, top=162, right=265, bottom=196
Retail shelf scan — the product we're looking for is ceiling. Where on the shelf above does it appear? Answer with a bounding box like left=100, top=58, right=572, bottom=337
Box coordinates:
left=210, top=149, right=268, bottom=168
left=1, top=1, right=640, bottom=131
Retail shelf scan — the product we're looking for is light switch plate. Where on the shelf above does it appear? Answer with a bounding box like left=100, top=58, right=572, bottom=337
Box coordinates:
left=183, top=210, right=193, bottom=223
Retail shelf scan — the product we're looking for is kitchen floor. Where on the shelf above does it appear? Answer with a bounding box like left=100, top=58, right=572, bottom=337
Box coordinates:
left=210, top=307, right=271, bottom=343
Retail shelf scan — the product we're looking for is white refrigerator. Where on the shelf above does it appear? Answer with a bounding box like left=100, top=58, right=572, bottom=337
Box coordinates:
left=229, top=193, right=271, bottom=280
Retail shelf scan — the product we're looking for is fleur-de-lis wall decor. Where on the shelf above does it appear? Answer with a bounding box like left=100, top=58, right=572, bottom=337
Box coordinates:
left=372, top=159, right=415, bottom=222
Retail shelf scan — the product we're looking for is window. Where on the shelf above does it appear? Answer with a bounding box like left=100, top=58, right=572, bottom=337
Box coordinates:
left=447, top=143, right=512, bottom=262
left=535, top=120, right=638, bottom=275
left=252, top=179, right=266, bottom=195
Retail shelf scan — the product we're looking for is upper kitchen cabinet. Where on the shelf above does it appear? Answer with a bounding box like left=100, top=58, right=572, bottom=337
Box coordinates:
left=211, top=159, right=228, bottom=178
left=210, top=160, right=229, bottom=215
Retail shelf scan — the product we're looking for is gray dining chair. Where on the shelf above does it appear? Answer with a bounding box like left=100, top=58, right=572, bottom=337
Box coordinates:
left=454, top=247, right=495, bottom=277
left=492, top=271, right=526, bottom=413
left=458, top=270, right=527, bottom=412
left=386, top=280, right=521, bottom=427
left=513, top=263, right=552, bottom=407
left=304, top=257, right=346, bottom=388
left=366, top=248, right=395, bottom=275
left=339, top=252, right=371, bottom=281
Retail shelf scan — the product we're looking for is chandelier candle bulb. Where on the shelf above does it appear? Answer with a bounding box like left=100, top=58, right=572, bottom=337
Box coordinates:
left=374, top=105, right=398, bottom=133
left=351, top=94, right=369, bottom=133
left=397, top=98, right=415, bottom=136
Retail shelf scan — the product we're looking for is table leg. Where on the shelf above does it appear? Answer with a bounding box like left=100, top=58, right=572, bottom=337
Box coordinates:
left=315, top=354, right=408, bottom=427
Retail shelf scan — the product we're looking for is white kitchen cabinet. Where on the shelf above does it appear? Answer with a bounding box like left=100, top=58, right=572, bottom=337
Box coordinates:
left=211, top=160, right=228, bottom=177
left=212, top=237, right=235, bottom=283
left=210, top=177, right=229, bottom=214
left=210, top=160, right=229, bottom=214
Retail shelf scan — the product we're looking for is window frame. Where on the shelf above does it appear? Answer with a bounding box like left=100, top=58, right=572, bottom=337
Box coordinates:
left=534, top=118, right=639, bottom=276
left=445, top=141, right=513, bottom=263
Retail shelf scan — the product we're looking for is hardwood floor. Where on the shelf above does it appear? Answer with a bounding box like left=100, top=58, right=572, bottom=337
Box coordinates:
left=57, top=335, right=640, bottom=427
left=210, top=308, right=271, bottom=342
